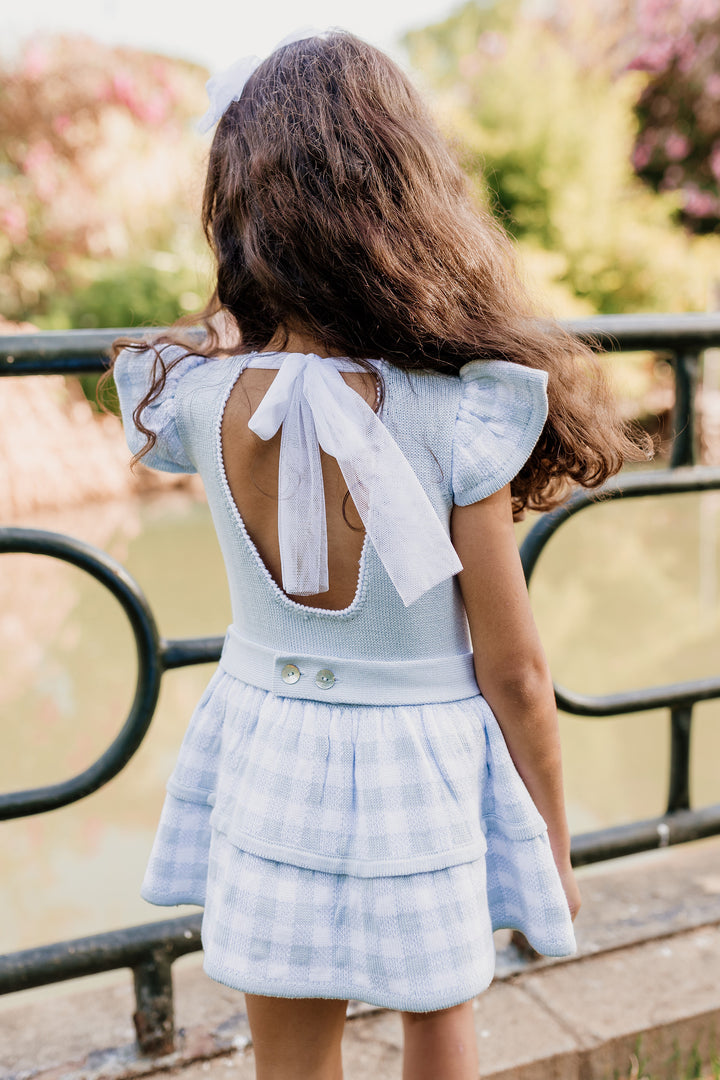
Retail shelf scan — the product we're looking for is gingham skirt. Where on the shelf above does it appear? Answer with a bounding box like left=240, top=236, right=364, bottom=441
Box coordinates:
left=141, top=669, right=576, bottom=1011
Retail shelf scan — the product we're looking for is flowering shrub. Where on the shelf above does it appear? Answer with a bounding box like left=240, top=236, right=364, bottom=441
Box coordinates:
left=405, top=0, right=719, bottom=314
left=0, top=36, right=208, bottom=324
left=628, top=0, right=720, bottom=232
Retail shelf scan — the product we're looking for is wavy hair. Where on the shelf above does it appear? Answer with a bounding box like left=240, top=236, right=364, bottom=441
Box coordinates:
left=105, top=30, right=651, bottom=515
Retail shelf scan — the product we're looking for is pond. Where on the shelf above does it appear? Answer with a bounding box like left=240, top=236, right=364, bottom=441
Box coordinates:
left=1, top=485, right=719, bottom=953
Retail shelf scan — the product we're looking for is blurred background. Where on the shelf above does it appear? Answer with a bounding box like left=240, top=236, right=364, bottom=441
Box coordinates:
left=1, top=0, right=719, bottom=960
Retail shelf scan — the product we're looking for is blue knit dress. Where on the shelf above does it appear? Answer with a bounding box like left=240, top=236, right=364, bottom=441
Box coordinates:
left=114, top=345, right=576, bottom=1012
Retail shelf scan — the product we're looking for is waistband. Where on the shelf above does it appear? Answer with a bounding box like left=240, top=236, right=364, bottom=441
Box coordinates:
left=219, top=626, right=480, bottom=706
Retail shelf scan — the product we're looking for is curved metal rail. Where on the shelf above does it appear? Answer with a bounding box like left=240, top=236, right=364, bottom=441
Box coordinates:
left=0, top=528, right=223, bottom=820
left=520, top=467, right=720, bottom=865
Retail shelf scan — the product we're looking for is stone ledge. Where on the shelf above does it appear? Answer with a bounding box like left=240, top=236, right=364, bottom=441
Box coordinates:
left=481, top=925, right=720, bottom=1080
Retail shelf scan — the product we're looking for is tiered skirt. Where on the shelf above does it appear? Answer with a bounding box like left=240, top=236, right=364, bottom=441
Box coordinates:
left=141, top=668, right=576, bottom=1011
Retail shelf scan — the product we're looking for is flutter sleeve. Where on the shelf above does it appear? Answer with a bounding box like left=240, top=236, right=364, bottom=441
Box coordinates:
left=113, top=344, right=206, bottom=473
left=451, top=359, right=549, bottom=506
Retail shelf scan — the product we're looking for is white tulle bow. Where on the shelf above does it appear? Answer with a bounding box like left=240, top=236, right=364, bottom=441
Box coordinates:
left=197, top=27, right=323, bottom=134
left=246, top=353, right=463, bottom=607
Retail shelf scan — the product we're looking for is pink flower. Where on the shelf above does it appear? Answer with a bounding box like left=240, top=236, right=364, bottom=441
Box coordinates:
left=22, top=41, right=48, bottom=79
left=636, top=0, right=675, bottom=39
left=683, top=184, right=719, bottom=216
left=706, top=73, right=720, bottom=98
left=52, top=115, right=71, bottom=136
left=710, top=142, right=720, bottom=182
left=1, top=205, right=29, bottom=245
left=22, top=142, right=58, bottom=203
left=697, top=31, right=720, bottom=62
left=660, top=164, right=685, bottom=188
left=686, top=0, right=720, bottom=19
left=478, top=31, right=506, bottom=58
left=111, top=72, right=170, bottom=125
left=151, top=60, right=169, bottom=83
left=665, top=132, right=691, bottom=160
left=135, top=92, right=169, bottom=126
left=23, top=140, right=54, bottom=175
left=632, top=142, right=654, bottom=169
left=675, top=32, right=699, bottom=73
left=112, top=71, right=139, bottom=111
left=630, top=0, right=720, bottom=74
left=626, top=40, right=676, bottom=72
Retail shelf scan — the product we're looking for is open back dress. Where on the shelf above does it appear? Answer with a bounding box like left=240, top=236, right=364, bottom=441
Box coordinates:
left=114, top=344, right=576, bottom=1012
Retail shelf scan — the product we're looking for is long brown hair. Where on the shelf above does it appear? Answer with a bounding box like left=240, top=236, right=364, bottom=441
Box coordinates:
left=106, top=30, right=651, bottom=515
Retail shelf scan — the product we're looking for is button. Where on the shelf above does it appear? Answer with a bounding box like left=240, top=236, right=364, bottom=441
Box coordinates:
left=315, top=668, right=335, bottom=689
left=281, top=664, right=301, bottom=685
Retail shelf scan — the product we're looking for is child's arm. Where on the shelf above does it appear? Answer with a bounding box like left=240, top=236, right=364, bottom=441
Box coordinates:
left=451, top=482, right=581, bottom=921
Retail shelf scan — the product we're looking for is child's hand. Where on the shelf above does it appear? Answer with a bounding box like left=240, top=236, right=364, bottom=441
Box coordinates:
left=556, top=860, right=582, bottom=922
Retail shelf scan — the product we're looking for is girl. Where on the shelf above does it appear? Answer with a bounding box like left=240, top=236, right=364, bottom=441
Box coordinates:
left=107, top=30, right=648, bottom=1080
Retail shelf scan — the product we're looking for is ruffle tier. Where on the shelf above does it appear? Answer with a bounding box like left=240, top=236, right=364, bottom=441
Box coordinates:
left=141, top=670, right=576, bottom=1008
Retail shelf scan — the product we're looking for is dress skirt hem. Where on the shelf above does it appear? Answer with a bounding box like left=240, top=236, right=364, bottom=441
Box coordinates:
left=139, top=672, right=576, bottom=1011
left=201, top=956, right=496, bottom=1013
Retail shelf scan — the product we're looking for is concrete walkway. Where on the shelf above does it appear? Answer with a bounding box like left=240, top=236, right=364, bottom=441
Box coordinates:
left=3, top=836, right=720, bottom=1080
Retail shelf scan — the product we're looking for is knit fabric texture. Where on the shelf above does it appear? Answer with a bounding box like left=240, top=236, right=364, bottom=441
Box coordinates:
left=114, top=345, right=576, bottom=1010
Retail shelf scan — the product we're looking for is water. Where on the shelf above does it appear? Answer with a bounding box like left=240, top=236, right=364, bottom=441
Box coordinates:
left=1, top=488, right=719, bottom=953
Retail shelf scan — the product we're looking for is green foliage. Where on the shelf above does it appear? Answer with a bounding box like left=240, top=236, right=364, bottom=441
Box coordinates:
left=36, top=254, right=210, bottom=412
left=404, top=2, right=720, bottom=315
left=39, top=257, right=208, bottom=332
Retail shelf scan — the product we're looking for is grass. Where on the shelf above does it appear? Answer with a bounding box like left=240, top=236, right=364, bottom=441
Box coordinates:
left=617, top=1050, right=720, bottom=1079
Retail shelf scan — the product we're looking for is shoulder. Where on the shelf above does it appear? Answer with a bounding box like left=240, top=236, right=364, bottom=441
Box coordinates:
left=112, top=343, right=217, bottom=474
left=381, top=363, right=461, bottom=468
left=458, top=357, right=548, bottom=396
left=113, top=342, right=208, bottom=389
left=113, top=342, right=232, bottom=418
left=383, top=363, right=462, bottom=412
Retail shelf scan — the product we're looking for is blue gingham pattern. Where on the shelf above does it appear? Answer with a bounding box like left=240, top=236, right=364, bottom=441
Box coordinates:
left=200, top=679, right=489, bottom=876
left=481, top=709, right=577, bottom=955
left=141, top=670, right=576, bottom=1007
left=200, top=829, right=497, bottom=1012
left=141, top=792, right=211, bottom=906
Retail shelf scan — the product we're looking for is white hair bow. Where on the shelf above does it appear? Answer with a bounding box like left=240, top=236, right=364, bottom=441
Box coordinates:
left=196, top=27, right=324, bottom=134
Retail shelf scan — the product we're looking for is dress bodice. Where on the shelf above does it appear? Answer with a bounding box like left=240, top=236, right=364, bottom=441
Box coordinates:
left=114, top=346, right=549, bottom=670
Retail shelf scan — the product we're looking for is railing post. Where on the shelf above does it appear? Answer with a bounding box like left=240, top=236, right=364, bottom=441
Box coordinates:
left=667, top=319, right=707, bottom=809
left=667, top=350, right=699, bottom=820
left=667, top=704, right=693, bottom=815
left=132, top=947, right=175, bottom=1056
left=671, top=351, right=701, bottom=467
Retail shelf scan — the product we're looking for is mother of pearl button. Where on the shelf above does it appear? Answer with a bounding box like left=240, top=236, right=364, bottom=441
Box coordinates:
left=281, top=663, right=301, bottom=684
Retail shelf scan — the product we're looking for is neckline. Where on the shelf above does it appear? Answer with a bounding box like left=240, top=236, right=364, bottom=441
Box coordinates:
left=240, top=349, right=383, bottom=371
left=214, top=353, right=373, bottom=619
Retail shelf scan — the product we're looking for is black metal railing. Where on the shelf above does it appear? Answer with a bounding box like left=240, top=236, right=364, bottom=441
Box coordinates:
left=1, top=314, right=719, bottom=1055
left=521, top=466, right=720, bottom=865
